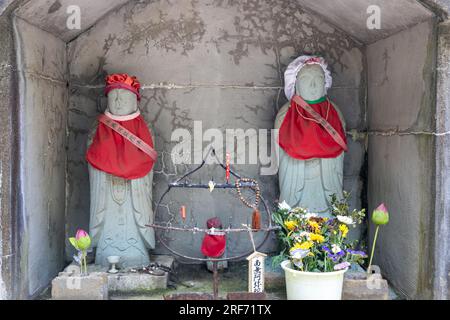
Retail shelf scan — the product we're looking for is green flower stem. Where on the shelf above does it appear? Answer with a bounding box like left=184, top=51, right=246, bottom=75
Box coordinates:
left=368, top=225, right=379, bottom=274
left=83, top=251, right=87, bottom=275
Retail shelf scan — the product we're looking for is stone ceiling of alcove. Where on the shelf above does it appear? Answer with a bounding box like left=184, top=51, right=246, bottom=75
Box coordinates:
left=11, top=0, right=434, bottom=44
left=13, top=0, right=130, bottom=42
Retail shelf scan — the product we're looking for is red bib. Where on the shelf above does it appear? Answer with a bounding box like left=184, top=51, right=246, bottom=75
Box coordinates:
left=201, top=218, right=227, bottom=258
left=86, top=112, right=155, bottom=179
left=278, top=97, right=347, bottom=160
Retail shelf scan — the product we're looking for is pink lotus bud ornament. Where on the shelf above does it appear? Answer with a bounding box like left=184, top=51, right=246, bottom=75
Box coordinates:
left=372, top=203, right=389, bottom=225
left=69, top=229, right=91, bottom=251
left=76, top=229, right=88, bottom=239
left=368, top=203, right=389, bottom=274
left=69, top=229, right=91, bottom=275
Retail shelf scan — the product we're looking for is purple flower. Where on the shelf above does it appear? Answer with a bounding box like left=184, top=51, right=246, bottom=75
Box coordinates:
left=327, top=250, right=345, bottom=262
left=322, top=245, right=331, bottom=253
left=328, top=254, right=339, bottom=262
left=334, top=261, right=351, bottom=271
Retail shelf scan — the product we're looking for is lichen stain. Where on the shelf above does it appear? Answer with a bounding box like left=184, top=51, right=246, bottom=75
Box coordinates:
left=48, top=0, right=62, bottom=14
left=114, top=0, right=206, bottom=55
left=140, top=89, right=193, bottom=141
left=210, top=0, right=359, bottom=71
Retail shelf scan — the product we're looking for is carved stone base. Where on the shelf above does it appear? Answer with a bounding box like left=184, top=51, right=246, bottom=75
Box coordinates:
left=52, top=255, right=174, bottom=299
left=342, top=271, right=389, bottom=300
left=51, top=272, right=108, bottom=300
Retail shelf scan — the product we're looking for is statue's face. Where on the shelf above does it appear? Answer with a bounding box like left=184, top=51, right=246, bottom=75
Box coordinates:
left=295, top=64, right=326, bottom=101
left=107, top=88, right=138, bottom=115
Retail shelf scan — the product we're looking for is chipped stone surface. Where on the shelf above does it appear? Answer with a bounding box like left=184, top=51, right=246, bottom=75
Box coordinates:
left=68, top=0, right=364, bottom=88
left=14, top=16, right=67, bottom=81
left=342, top=274, right=389, bottom=300
left=367, top=20, right=436, bottom=132
left=432, top=18, right=450, bottom=300
left=14, top=17, right=68, bottom=297
left=66, top=0, right=366, bottom=260
left=108, top=272, right=168, bottom=293
left=368, top=134, right=435, bottom=299
left=367, top=20, right=436, bottom=299
left=51, top=272, right=108, bottom=300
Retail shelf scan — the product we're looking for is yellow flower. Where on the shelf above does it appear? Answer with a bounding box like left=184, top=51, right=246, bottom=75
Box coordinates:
left=308, top=220, right=321, bottom=233
left=309, top=233, right=325, bottom=243
left=292, top=241, right=313, bottom=250
left=284, top=220, right=297, bottom=231
left=339, top=224, right=349, bottom=238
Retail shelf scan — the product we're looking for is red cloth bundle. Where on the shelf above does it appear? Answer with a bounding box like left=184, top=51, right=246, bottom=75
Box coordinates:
left=201, top=217, right=226, bottom=258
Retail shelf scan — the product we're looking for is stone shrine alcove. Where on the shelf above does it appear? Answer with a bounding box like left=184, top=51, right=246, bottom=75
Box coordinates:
left=1, top=0, right=449, bottom=300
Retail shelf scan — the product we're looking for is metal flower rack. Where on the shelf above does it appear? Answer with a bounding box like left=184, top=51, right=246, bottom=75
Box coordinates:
left=147, top=148, right=279, bottom=299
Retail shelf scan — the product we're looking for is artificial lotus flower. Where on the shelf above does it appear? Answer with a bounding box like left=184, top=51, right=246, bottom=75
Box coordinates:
left=75, top=229, right=91, bottom=250
left=372, top=203, right=389, bottom=225
left=368, top=203, right=390, bottom=274
left=278, top=200, right=292, bottom=211
left=69, top=229, right=91, bottom=275
left=337, top=215, right=354, bottom=225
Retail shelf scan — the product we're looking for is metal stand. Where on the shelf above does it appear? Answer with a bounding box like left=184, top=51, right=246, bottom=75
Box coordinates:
left=149, top=147, right=279, bottom=299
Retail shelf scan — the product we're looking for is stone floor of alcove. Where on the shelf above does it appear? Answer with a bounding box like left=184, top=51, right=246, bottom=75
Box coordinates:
left=109, top=259, right=287, bottom=300
left=109, top=258, right=401, bottom=300
left=37, top=257, right=401, bottom=300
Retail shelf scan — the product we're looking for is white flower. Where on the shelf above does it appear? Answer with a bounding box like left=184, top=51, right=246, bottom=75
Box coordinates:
left=331, top=244, right=342, bottom=254
left=278, top=201, right=292, bottom=211
left=300, top=231, right=310, bottom=238
left=304, top=212, right=318, bottom=219
left=292, top=259, right=303, bottom=269
left=291, top=248, right=309, bottom=260
left=337, top=215, right=354, bottom=225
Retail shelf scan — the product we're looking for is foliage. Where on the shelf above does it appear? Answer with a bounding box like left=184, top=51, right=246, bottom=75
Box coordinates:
left=272, top=192, right=367, bottom=272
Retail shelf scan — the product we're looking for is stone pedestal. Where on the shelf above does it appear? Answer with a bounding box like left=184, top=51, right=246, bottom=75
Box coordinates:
left=109, top=272, right=168, bottom=293
left=342, top=271, right=389, bottom=300
left=51, top=255, right=174, bottom=299
left=51, top=272, right=108, bottom=300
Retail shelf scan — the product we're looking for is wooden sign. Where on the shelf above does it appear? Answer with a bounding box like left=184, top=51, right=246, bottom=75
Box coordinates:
left=246, top=251, right=267, bottom=293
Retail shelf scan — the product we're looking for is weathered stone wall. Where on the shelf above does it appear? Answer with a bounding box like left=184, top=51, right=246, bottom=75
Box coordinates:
left=66, top=0, right=366, bottom=261
left=0, top=4, right=18, bottom=300
left=434, top=19, right=450, bottom=301
left=367, top=19, right=437, bottom=299
left=13, top=17, right=68, bottom=297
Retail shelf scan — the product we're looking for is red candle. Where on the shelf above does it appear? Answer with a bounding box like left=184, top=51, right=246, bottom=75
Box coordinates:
left=180, top=206, right=186, bottom=221
left=226, top=153, right=231, bottom=183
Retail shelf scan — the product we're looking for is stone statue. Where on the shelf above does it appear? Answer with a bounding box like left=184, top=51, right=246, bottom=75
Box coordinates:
left=275, top=56, right=347, bottom=216
left=86, top=74, right=157, bottom=267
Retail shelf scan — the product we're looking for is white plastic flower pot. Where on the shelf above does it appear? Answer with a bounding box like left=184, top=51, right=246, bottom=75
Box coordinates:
left=281, top=260, right=347, bottom=300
